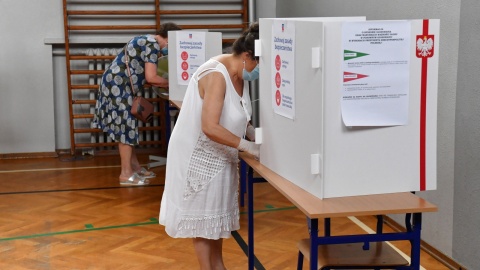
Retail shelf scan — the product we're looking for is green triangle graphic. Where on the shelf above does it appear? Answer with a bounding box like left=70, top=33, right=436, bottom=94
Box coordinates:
left=344, top=50, right=369, bottom=61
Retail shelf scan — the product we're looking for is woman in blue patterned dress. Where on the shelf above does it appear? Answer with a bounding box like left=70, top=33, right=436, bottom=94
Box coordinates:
left=93, top=22, right=181, bottom=185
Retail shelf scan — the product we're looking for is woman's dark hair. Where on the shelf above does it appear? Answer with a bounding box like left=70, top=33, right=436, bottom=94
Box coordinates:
left=156, top=22, right=182, bottom=38
left=232, top=22, right=259, bottom=60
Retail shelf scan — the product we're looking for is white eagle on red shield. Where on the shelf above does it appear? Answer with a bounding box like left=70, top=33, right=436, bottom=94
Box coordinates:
left=416, top=35, right=435, bottom=58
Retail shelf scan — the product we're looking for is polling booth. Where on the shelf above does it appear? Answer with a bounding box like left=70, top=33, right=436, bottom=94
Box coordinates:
left=256, top=17, right=439, bottom=199
left=167, top=31, right=223, bottom=101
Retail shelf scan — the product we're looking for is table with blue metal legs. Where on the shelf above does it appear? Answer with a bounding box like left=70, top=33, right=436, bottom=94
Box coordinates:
left=240, top=154, right=437, bottom=270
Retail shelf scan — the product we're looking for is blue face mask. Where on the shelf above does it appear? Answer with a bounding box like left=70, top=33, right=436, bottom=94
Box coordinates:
left=243, top=63, right=259, bottom=81
left=160, top=47, right=168, bottom=56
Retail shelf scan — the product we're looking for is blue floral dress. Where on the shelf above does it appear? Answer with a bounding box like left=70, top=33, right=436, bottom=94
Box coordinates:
left=93, top=35, right=160, bottom=146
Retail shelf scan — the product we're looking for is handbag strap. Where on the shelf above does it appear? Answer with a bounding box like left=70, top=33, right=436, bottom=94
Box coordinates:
left=124, top=47, right=138, bottom=95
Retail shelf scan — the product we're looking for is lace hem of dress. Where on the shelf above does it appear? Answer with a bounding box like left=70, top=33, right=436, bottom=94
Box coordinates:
left=177, top=209, right=240, bottom=235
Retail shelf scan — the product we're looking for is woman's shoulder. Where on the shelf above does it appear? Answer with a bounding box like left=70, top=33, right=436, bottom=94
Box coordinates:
left=194, top=58, right=228, bottom=82
left=211, top=54, right=229, bottom=65
left=198, top=57, right=224, bottom=71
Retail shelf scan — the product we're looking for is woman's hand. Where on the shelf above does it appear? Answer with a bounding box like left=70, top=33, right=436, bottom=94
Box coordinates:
left=145, top=62, right=169, bottom=88
left=237, top=138, right=260, bottom=160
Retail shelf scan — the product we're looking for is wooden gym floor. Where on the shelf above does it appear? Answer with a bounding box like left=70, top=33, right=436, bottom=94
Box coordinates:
left=0, top=154, right=450, bottom=269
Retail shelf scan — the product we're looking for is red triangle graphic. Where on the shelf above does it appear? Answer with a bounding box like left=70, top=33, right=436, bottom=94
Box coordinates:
left=343, top=72, right=368, bottom=82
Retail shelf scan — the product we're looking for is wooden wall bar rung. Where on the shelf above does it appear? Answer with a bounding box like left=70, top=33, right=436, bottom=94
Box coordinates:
left=73, top=114, right=94, bottom=119
left=70, top=55, right=116, bottom=60
left=68, top=10, right=156, bottom=16
left=159, top=10, right=243, bottom=15
left=74, top=128, right=101, bottom=133
left=71, top=85, right=100, bottom=90
left=68, top=10, right=244, bottom=16
left=70, top=70, right=104, bottom=75
left=69, top=25, right=156, bottom=30
left=72, top=100, right=96, bottom=105
left=181, top=24, right=245, bottom=29
left=69, top=24, right=245, bottom=31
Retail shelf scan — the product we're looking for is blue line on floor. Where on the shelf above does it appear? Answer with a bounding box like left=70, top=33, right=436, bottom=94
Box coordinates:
left=232, top=231, right=265, bottom=270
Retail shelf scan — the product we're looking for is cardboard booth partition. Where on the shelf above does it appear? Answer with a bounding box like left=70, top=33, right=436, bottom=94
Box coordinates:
left=258, top=17, right=439, bottom=199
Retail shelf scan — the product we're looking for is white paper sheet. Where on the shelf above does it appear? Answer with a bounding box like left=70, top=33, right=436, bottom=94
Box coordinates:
left=341, top=21, right=411, bottom=126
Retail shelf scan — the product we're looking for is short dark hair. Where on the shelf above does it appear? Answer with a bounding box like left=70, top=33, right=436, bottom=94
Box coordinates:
left=232, top=22, right=259, bottom=60
left=156, top=22, right=182, bottom=38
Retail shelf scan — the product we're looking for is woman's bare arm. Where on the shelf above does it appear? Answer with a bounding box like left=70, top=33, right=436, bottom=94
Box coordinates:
left=200, top=72, right=242, bottom=148
left=145, top=62, right=169, bottom=88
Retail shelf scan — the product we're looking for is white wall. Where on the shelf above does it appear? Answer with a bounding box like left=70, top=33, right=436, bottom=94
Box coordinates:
left=453, top=0, right=480, bottom=267
left=0, top=0, right=64, bottom=154
left=256, top=0, right=277, bottom=19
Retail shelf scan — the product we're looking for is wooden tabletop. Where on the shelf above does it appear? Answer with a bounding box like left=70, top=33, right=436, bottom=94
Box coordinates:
left=240, top=153, right=438, bottom=219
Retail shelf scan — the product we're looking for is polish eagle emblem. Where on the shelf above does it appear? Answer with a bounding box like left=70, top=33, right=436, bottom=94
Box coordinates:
left=416, top=35, right=434, bottom=58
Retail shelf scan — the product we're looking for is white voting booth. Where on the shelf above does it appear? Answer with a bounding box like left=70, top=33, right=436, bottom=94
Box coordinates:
left=168, top=31, right=223, bottom=101
left=257, top=17, right=439, bottom=199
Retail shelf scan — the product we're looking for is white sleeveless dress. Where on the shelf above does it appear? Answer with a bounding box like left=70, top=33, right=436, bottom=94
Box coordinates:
left=159, top=59, right=252, bottom=239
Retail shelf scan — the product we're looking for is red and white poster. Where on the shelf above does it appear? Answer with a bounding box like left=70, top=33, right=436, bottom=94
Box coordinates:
left=176, top=32, right=206, bottom=85
left=271, top=20, right=295, bottom=120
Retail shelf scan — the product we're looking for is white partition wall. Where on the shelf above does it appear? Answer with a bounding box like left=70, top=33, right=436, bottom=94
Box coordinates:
left=258, top=18, right=439, bottom=199
left=168, top=31, right=222, bottom=101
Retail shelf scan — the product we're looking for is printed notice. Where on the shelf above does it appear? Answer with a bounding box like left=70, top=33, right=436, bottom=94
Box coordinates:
left=176, top=32, right=206, bottom=85
left=341, top=21, right=411, bottom=126
left=271, top=20, right=295, bottom=120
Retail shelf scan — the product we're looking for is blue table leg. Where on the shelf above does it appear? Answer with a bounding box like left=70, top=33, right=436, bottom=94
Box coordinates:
left=410, top=213, right=422, bottom=270
left=240, top=160, right=247, bottom=207
left=309, top=218, right=319, bottom=270
left=247, top=164, right=254, bottom=270
left=165, top=100, right=171, bottom=142
left=324, top=218, right=331, bottom=237
left=376, top=215, right=383, bottom=233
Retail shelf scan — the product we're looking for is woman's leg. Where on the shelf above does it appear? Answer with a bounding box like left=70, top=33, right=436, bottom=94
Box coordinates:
left=192, top=238, right=226, bottom=270
left=130, top=147, right=141, bottom=171
left=118, top=142, right=134, bottom=180
left=130, top=148, right=156, bottom=177
left=210, top=239, right=226, bottom=270
left=118, top=143, right=148, bottom=184
left=193, top=238, right=213, bottom=270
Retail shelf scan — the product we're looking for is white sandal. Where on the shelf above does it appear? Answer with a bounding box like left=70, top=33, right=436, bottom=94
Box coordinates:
left=119, top=173, right=150, bottom=186
left=136, top=167, right=156, bottom=178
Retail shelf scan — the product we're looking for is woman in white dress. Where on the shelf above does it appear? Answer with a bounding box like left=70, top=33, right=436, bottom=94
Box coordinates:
left=159, top=22, right=260, bottom=269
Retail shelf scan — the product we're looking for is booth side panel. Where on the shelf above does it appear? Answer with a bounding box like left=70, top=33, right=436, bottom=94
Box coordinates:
left=259, top=18, right=325, bottom=199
